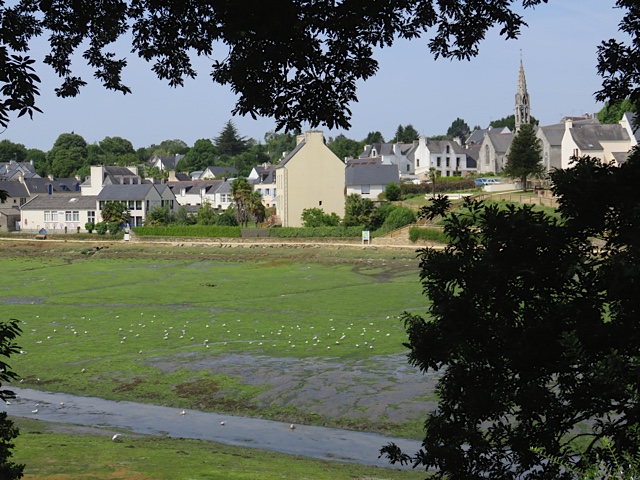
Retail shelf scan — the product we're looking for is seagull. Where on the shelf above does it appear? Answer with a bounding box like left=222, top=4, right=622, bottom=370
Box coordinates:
left=31, top=408, right=38, bottom=414
left=5, top=401, right=10, bottom=406
left=112, top=434, right=121, bottom=442
left=289, top=424, right=296, bottom=430
left=220, top=421, right=226, bottom=426
left=179, top=410, right=186, bottom=415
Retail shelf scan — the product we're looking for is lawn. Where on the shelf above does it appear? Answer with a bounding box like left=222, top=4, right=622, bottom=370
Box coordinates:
left=11, top=417, right=428, bottom=480
left=0, top=241, right=431, bottom=437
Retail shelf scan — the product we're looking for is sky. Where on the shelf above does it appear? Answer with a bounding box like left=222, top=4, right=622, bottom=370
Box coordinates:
left=0, top=0, right=628, bottom=152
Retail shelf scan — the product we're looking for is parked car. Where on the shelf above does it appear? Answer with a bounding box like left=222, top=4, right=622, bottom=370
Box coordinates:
left=474, top=178, right=502, bottom=186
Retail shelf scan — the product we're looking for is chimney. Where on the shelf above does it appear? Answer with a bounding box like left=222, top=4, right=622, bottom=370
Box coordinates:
left=48, top=174, right=54, bottom=181
left=168, top=170, right=177, bottom=181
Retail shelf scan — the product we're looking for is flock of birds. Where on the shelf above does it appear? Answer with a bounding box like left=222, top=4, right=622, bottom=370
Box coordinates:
left=20, top=311, right=398, bottom=360
left=12, top=311, right=400, bottom=442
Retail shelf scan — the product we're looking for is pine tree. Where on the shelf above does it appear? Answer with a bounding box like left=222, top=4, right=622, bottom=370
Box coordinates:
left=504, top=123, right=544, bottom=190
left=214, top=120, right=248, bottom=156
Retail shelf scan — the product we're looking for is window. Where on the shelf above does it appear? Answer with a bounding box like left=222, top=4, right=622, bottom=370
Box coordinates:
left=456, top=157, right=461, bottom=168
left=99, top=201, right=104, bottom=210
left=361, top=185, right=370, bottom=194
left=88, top=211, right=95, bottom=223
left=135, top=216, right=143, bottom=226
left=406, top=164, right=410, bottom=172
left=65, top=211, right=72, bottom=221
left=170, top=200, right=174, bottom=209
left=136, top=200, right=142, bottom=210
left=72, top=211, right=79, bottom=222
left=128, top=200, right=135, bottom=210
left=416, top=158, right=420, bottom=168
left=436, top=157, right=441, bottom=167
left=319, top=201, right=323, bottom=206
left=446, top=157, right=450, bottom=167
left=44, top=211, right=51, bottom=222
left=160, top=200, right=165, bottom=207
left=273, top=188, right=276, bottom=197
left=485, top=145, right=490, bottom=165
left=51, top=211, right=58, bottom=221
left=146, top=200, right=149, bottom=211
left=446, top=145, right=450, bottom=154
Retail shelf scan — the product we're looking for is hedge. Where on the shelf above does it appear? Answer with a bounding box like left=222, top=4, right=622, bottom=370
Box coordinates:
left=408, top=227, right=449, bottom=244
left=265, top=226, right=365, bottom=238
left=133, top=225, right=242, bottom=238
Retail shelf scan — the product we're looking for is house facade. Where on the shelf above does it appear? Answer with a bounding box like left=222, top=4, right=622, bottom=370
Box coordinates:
left=560, top=118, right=631, bottom=168
left=345, top=158, right=399, bottom=199
left=249, top=164, right=277, bottom=209
left=275, top=131, right=345, bottom=227
left=97, top=184, right=177, bottom=227
left=20, top=195, right=98, bottom=233
left=412, top=136, right=475, bottom=180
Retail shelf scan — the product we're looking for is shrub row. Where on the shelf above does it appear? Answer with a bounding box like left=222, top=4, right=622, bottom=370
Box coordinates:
left=133, top=225, right=242, bottom=238
left=265, top=226, right=365, bottom=238
left=402, top=178, right=476, bottom=195
left=409, top=227, right=449, bottom=244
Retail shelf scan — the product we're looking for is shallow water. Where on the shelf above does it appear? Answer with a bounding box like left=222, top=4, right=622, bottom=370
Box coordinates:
left=6, top=387, right=421, bottom=469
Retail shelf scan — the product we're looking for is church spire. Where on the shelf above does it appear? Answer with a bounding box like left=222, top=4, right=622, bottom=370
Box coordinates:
left=514, top=58, right=530, bottom=131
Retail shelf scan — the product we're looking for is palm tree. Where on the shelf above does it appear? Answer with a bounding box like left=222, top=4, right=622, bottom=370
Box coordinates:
left=248, top=190, right=266, bottom=224
left=231, top=178, right=252, bottom=227
left=101, top=201, right=130, bottom=225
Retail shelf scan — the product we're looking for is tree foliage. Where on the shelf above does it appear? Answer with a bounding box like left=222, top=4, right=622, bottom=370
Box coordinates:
left=363, top=131, right=385, bottom=144
left=382, top=150, right=640, bottom=479
left=179, top=138, right=217, bottom=172
left=343, top=194, right=375, bottom=228
left=47, top=133, right=88, bottom=178
left=230, top=177, right=252, bottom=227
left=327, top=134, right=362, bottom=161
left=504, top=123, right=544, bottom=190
left=446, top=117, right=470, bottom=141
left=384, top=182, right=401, bottom=201
left=0, top=319, right=25, bottom=479
left=392, top=124, right=419, bottom=143
left=0, top=2, right=638, bottom=131
left=597, top=98, right=636, bottom=124
left=214, top=120, right=249, bottom=157
left=0, top=140, right=27, bottom=162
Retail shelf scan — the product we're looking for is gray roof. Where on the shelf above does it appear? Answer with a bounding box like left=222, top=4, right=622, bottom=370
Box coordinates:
left=0, top=160, right=37, bottom=176
left=149, top=155, right=185, bottom=170
left=166, top=180, right=224, bottom=195
left=345, top=159, right=399, bottom=186
left=0, top=181, right=29, bottom=198
left=623, top=112, right=639, bottom=141
left=21, top=195, right=98, bottom=210
left=467, top=127, right=510, bottom=145
left=488, top=133, right=514, bottom=154
left=23, top=177, right=82, bottom=194
left=570, top=123, right=629, bottom=151
left=97, top=184, right=155, bottom=200
left=427, top=140, right=466, bottom=155
left=249, top=165, right=276, bottom=184
left=360, top=142, right=414, bottom=159
left=613, top=152, right=630, bottom=164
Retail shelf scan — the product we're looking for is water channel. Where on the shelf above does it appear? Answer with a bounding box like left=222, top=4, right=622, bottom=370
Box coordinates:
left=6, top=387, right=422, bottom=469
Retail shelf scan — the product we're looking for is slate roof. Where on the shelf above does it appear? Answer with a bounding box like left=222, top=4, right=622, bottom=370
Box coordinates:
left=427, top=140, right=466, bottom=155
left=166, top=180, right=223, bottom=195
left=488, top=133, right=515, bottom=154
left=465, top=144, right=480, bottom=168
left=467, top=127, right=510, bottom=145
left=249, top=165, right=277, bottom=184
left=623, top=112, right=639, bottom=142
left=0, top=181, right=29, bottom=198
left=345, top=158, right=400, bottom=186
left=97, top=184, right=156, bottom=200
left=613, top=152, right=630, bottom=164
left=23, top=177, right=81, bottom=194
left=360, top=142, right=414, bottom=159
left=149, top=155, right=185, bottom=170
left=570, top=124, right=629, bottom=151
left=21, top=195, right=98, bottom=210
left=0, top=161, right=37, bottom=177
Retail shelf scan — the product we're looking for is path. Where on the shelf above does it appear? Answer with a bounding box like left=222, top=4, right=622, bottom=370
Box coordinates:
left=7, top=387, right=422, bottom=469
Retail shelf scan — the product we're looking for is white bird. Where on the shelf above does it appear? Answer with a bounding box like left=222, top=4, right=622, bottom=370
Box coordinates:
left=31, top=409, right=38, bottom=414
left=112, top=434, right=121, bottom=442
left=179, top=410, right=186, bottom=416
left=289, top=424, right=296, bottom=430
left=5, top=401, right=10, bottom=406
left=220, top=421, right=226, bottom=426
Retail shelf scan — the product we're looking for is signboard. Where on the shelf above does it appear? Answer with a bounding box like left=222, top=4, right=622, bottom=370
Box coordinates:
left=362, top=230, right=370, bottom=245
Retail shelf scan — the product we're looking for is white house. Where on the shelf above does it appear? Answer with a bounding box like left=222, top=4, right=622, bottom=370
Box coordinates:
left=97, top=183, right=177, bottom=227
left=560, top=118, right=632, bottom=168
left=21, top=195, right=98, bottom=233
left=412, top=136, right=476, bottom=180
left=249, top=164, right=277, bottom=209
left=345, top=158, right=399, bottom=199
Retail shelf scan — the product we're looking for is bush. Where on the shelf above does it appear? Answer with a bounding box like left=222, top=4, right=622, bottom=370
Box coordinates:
left=385, top=182, right=401, bottom=201
left=402, top=178, right=476, bottom=196
left=408, top=226, right=449, bottom=243
left=95, top=222, right=108, bottom=235
left=84, top=221, right=95, bottom=233
left=217, top=208, right=239, bottom=226
left=108, top=222, right=121, bottom=235
left=301, top=208, right=341, bottom=227
left=380, top=206, right=416, bottom=232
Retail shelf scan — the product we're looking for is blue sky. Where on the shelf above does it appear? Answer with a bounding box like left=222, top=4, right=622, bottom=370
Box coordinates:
left=0, top=0, right=627, bottom=152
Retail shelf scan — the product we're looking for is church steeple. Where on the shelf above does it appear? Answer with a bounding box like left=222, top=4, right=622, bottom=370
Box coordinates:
left=514, top=58, right=530, bottom=131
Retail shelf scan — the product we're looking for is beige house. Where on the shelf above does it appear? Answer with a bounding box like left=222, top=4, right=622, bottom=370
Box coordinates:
left=275, top=131, right=345, bottom=227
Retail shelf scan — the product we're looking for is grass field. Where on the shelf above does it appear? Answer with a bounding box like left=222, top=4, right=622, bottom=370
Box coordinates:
left=11, top=417, right=428, bottom=480
left=0, top=241, right=432, bottom=438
